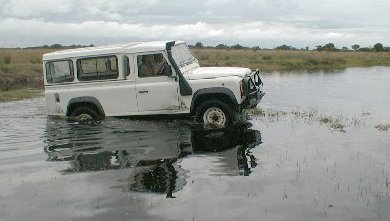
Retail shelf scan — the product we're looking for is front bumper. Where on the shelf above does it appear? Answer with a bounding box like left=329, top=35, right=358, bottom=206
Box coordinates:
left=241, top=88, right=265, bottom=109
left=240, top=69, right=265, bottom=110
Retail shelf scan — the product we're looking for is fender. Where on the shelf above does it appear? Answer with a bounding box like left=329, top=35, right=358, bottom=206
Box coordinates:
left=67, top=96, right=105, bottom=116
left=191, top=87, right=238, bottom=112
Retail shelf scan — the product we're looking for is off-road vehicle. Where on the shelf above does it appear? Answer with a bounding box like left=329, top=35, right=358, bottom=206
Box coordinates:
left=43, top=41, right=264, bottom=127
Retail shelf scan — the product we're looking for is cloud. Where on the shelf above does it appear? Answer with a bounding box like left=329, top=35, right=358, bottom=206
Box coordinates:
left=1, top=0, right=72, bottom=17
left=0, top=0, right=389, bottom=48
left=1, top=18, right=388, bottom=48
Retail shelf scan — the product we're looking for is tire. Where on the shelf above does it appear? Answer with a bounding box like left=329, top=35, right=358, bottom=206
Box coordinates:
left=69, top=106, right=102, bottom=122
left=194, top=99, right=236, bottom=128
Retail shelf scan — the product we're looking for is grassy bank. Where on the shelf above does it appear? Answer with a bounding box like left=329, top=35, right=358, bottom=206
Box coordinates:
left=1, top=47, right=390, bottom=102
left=0, top=48, right=54, bottom=91
left=0, top=88, right=43, bottom=102
left=192, top=49, right=390, bottom=73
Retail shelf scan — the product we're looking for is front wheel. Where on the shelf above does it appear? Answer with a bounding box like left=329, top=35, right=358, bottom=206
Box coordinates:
left=69, top=106, right=103, bottom=122
left=194, top=100, right=236, bottom=128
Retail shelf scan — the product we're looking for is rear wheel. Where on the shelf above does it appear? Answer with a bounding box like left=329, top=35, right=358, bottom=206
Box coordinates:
left=69, top=106, right=102, bottom=122
left=194, top=100, right=235, bottom=128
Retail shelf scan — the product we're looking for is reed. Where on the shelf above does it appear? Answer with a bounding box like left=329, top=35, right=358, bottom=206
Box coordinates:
left=193, top=49, right=390, bottom=73
left=0, top=48, right=54, bottom=92
left=0, top=88, right=43, bottom=102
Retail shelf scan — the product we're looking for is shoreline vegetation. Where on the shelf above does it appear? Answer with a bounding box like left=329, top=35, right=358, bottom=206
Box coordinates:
left=0, top=88, right=43, bottom=102
left=1, top=44, right=390, bottom=102
left=193, top=49, right=390, bottom=73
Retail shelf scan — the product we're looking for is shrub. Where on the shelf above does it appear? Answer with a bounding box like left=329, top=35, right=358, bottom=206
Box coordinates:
left=3, top=55, right=11, bottom=64
left=262, top=55, right=272, bottom=60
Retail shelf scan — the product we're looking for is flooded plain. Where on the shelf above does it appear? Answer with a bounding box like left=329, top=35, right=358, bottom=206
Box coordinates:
left=0, top=67, right=389, bottom=221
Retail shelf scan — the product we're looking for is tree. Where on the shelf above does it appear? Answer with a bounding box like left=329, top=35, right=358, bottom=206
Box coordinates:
left=231, top=44, right=244, bottom=49
left=351, top=44, right=360, bottom=51
left=51, top=44, right=62, bottom=49
left=341, top=47, right=349, bottom=51
left=323, top=43, right=336, bottom=51
left=373, top=43, right=384, bottom=52
left=358, top=47, right=371, bottom=52
left=275, top=44, right=295, bottom=50
left=316, top=43, right=337, bottom=51
left=216, top=44, right=228, bottom=49
left=195, top=42, right=203, bottom=48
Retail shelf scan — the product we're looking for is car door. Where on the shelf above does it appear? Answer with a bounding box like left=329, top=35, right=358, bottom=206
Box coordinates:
left=135, top=52, right=180, bottom=113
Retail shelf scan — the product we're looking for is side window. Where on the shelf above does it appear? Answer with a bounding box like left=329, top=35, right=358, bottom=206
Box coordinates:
left=45, top=60, right=74, bottom=83
left=77, top=56, right=118, bottom=81
left=137, top=53, right=171, bottom=78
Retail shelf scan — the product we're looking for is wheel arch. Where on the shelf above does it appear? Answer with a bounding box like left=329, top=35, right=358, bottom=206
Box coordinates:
left=66, top=96, right=105, bottom=117
left=190, top=87, right=238, bottom=114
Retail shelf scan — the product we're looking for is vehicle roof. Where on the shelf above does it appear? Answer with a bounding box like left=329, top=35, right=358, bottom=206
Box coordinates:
left=43, top=40, right=184, bottom=61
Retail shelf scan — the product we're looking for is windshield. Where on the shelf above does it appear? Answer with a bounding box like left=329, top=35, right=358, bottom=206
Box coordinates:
left=171, top=44, right=198, bottom=68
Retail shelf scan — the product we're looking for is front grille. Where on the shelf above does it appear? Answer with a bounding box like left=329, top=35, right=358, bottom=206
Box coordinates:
left=251, top=69, right=262, bottom=87
left=247, top=76, right=257, bottom=92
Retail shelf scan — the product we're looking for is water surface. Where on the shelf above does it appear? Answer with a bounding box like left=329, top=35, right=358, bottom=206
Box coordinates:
left=0, top=67, right=389, bottom=221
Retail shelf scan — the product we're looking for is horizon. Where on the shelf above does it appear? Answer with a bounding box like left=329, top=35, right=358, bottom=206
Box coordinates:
left=0, top=42, right=385, bottom=51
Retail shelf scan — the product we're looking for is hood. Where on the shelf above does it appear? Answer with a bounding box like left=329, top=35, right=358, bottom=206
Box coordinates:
left=185, top=67, right=251, bottom=80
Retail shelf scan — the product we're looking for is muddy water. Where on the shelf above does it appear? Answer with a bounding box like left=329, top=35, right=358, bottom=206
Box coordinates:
left=0, top=67, right=389, bottom=221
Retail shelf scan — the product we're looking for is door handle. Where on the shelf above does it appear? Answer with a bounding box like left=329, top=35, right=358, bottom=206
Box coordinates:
left=139, top=90, right=149, bottom=94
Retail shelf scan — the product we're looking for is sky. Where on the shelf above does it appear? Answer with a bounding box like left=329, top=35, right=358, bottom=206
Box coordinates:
left=0, top=0, right=389, bottom=49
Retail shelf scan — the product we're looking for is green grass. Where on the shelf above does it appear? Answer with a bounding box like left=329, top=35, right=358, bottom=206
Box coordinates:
left=375, top=124, right=390, bottom=131
left=248, top=107, right=373, bottom=133
left=193, top=49, right=390, bottom=73
left=0, top=48, right=54, bottom=92
left=0, top=89, right=43, bottom=102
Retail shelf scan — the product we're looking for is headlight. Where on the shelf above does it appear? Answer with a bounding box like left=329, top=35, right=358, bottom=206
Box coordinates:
left=240, top=80, right=246, bottom=99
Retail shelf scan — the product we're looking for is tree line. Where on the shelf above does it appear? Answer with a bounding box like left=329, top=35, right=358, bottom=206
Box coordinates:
left=14, top=43, right=238, bottom=50
left=19, top=44, right=95, bottom=50
left=191, top=42, right=390, bottom=52
left=9, top=42, right=389, bottom=52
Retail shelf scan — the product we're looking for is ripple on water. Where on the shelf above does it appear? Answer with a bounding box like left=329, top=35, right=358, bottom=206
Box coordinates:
left=1, top=68, right=390, bottom=221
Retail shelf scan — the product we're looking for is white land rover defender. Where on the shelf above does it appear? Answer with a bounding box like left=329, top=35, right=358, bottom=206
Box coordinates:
left=43, top=41, right=264, bottom=127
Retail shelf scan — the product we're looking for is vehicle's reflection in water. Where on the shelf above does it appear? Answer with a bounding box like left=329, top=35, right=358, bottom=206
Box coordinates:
left=44, top=118, right=262, bottom=198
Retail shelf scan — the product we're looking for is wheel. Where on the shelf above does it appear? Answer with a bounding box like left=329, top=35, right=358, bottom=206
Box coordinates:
left=69, top=106, right=102, bottom=122
left=194, top=100, right=235, bottom=128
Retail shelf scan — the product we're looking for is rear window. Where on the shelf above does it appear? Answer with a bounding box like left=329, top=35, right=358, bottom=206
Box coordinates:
left=77, top=56, right=118, bottom=81
left=45, top=60, right=74, bottom=83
